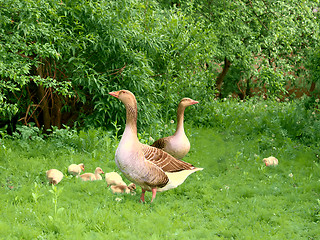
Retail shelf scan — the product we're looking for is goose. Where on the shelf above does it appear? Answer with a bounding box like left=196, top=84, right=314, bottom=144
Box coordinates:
left=68, top=163, right=85, bottom=176
left=110, top=183, right=136, bottom=194
left=263, top=156, right=279, bottom=166
left=110, top=184, right=131, bottom=194
left=105, top=172, right=126, bottom=186
left=127, top=182, right=136, bottom=192
left=46, top=169, right=63, bottom=185
left=151, top=98, right=198, bottom=159
left=79, top=167, right=104, bottom=181
left=109, top=90, right=203, bottom=203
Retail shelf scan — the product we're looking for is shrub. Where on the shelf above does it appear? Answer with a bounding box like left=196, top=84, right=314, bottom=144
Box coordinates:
left=193, top=97, right=320, bottom=147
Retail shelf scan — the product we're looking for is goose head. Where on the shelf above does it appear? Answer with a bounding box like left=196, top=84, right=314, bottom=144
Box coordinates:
left=109, top=90, right=136, bottom=107
left=180, top=98, right=199, bottom=107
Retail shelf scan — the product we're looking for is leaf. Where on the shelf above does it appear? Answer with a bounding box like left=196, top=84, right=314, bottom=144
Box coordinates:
left=57, top=207, right=65, bottom=215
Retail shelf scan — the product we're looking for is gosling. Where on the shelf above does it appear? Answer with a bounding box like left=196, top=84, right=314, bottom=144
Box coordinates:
left=68, top=163, right=85, bottom=176
left=79, top=167, right=104, bottom=181
left=105, top=172, right=126, bottom=186
left=46, top=169, right=63, bottom=185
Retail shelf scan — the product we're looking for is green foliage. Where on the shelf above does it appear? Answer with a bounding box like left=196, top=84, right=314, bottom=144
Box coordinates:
left=1, top=0, right=320, bottom=134
left=182, top=0, right=320, bottom=97
left=193, top=97, right=320, bottom=148
left=306, top=42, right=320, bottom=87
left=0, top=0, right=217, bottom=131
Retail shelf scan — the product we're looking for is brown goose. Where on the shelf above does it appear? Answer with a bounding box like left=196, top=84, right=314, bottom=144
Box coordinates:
left=151, top=98, right=198, bottom=159
left=109, top=90, right=203, bottom=203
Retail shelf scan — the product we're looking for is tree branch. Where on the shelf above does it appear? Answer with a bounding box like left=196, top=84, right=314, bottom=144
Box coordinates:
left=248, top=0, right=269, bottom=30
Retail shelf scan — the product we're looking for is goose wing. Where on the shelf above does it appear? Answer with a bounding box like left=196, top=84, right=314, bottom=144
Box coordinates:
left=151, top=136, right=169, bottom=149
left=141, top=159, right=170, bottom=188
left=142, top=144, right=195, bottom=172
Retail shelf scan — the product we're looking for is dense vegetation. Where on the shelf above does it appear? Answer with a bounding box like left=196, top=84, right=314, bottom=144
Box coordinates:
left=0, top=0, right=319, bottom=133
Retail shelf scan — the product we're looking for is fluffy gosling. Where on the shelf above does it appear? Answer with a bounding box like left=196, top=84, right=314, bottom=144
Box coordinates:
left=110, top=183, right=136, bottom=194
left=46, top=169, right=63, bottom=185
left=105, top=172, right=126, bottom=186
left=68, top=163, right=85, bottom=176
left=263, top=156, right=279, bottom=166
left=79, top=167, right=104, bottom=181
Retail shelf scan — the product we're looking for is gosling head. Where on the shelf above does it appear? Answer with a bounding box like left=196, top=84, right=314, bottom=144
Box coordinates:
left=128, top=183, right=136, bottom=191
left=79, top=163, right=85, bottom=171
left=95, top=167, right=105, bottom=174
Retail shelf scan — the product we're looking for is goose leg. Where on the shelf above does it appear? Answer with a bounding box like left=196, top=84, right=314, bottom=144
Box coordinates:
left=151, top=188, right=157, bottom=203
left=140, top=188, right=146, bottom=203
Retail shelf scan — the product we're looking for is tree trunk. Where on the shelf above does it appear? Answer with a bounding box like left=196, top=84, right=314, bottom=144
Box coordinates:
left=309, top=81, right=316, bottom=93
left=246, top=76, right=252, bottom=98
left=37, top=58, right=51, bottom=131
left=52, top=93, right=62, bottom=128
left=37, top=85, right=51, bottom=131
left=215, top=57, right=231, bottom=98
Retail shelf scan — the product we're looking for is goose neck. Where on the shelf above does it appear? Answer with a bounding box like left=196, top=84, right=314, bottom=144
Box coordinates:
left=175, top=104, right=186, bottom=134
left=124, top=103, right=138, bottom=137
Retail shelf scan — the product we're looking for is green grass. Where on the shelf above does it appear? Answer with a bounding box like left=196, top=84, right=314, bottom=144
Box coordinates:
left=1, top=101, right=320, bottom=239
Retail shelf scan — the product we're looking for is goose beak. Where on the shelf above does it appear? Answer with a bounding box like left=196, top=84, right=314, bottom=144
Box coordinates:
left=109, top=91, right=120, bottom=98
left=192, top=100, right=199, bottom=105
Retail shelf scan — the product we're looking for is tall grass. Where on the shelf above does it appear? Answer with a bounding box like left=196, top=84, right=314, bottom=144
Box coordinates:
left=0, top=99, right=319, bottom=239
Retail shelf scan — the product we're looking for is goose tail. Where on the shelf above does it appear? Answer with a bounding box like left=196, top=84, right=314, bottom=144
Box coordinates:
left=158, top=167, right=203, bottom=192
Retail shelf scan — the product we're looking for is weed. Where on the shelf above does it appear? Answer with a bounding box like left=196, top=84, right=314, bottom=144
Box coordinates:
left=48, top=185, right=65, bottom=218
left=111, top=120, right=121, bottom=141
left=31, top=182, right=44, bottom=204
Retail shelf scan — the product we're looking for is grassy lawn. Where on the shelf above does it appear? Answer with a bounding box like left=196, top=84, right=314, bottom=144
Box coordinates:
left=0, top=96, right=320, bottom=240
left=0, top=122, right=319, bottom=239
left=191, top=128, right=320, bottom=239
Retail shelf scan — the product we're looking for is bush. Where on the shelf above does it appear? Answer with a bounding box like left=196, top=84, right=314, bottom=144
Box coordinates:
left=0, top=0, right=217, bottom=132
left=193, top=96, right=320, bottom=147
